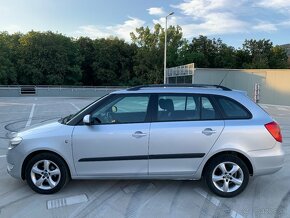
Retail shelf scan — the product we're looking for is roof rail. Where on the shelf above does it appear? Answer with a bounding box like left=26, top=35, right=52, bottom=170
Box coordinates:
left=127, top=84, right=231, bottom=91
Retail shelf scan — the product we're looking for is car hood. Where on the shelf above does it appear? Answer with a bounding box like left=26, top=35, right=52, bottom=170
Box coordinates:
left=22, top=118, right=58, bottom=130
left=17, top=120, right=72, bottom=139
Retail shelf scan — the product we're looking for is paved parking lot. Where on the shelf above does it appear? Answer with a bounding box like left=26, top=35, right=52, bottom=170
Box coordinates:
left=0, top=97, right=289, bottom=218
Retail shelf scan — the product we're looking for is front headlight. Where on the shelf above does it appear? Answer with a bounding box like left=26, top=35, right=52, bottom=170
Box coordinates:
left=8, top=136, right=23, bottom=150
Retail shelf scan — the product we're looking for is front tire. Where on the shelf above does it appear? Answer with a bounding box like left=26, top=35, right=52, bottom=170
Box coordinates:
left=25, top=153, right=69, bottom=194
left=204, top=155, right=249, bottom=197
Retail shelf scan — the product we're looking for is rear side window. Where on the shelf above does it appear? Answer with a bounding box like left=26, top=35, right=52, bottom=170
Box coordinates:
left=216, top=96, right=252, bottom=119
left=201, top=97, right=216, bottom=120
left=156, top=94, right=220, bottom=122
left=157, top=95, right=200, bottom=121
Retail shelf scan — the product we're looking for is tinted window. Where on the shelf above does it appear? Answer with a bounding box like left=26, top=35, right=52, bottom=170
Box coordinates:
left=157, top=94, right=218, bottom=121
left=216, top=96, right=251, bottom=119
left=114, top=96, right=149, bottom=113
left=201, top=97, right=216, bottom=120
left=91, top=95, right=150, bottom=124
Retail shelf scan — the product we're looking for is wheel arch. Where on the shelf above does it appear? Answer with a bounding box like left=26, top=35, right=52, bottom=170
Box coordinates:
left=21, top=150, right=71, bottom=180
left=202, top=151, right=253, bottom=177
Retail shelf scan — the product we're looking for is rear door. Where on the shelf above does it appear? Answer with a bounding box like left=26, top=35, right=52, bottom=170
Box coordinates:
left=149, top=94, right=225, bottom=176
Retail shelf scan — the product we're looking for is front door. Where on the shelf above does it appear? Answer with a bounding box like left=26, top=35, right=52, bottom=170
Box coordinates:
left=72, top=94, right=151, bottom=176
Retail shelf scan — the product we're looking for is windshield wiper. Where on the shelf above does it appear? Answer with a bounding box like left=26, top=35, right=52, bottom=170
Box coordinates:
left=61, top=114, right=74, bottom=124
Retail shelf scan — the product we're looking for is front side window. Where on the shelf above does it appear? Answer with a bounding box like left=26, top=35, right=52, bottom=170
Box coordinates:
left=91, top=95, right=150, bottom=124
left=157, top=94, right=219, bottom=122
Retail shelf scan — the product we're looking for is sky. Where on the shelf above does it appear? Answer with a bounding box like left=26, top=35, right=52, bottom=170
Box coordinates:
left=0, top=0, right=290, bottom=48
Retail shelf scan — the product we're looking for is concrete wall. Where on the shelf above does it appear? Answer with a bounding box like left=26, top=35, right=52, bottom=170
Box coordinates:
left=0, top=87, right=20, bottom=97
left=1, top=69, right=290, bottom=106
left=0, top=87, right=123, bottom=97
left=194, top=69, right=290, bottom=106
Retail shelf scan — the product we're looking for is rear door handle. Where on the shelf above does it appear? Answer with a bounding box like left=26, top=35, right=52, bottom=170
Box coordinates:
left=202, top=128, right=217, bottom=136
left=132, top=131, right=147, bottom=138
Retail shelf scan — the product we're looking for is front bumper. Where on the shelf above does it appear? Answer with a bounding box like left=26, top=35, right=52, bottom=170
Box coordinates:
left=6, top=146, right=26, bottom=179
left=249, top=142, right=285, bottom=176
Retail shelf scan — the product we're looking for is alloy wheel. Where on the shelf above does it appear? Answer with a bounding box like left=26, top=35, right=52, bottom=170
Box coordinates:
left=30, top=159, right=61, bottom=190
left=212, top=161, right=244, bottom=193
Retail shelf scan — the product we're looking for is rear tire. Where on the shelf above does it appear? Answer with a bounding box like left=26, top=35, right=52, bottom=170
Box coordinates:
left=25, top=153, right=69, bottom=194
left=204, top=155, right=249, bottom=197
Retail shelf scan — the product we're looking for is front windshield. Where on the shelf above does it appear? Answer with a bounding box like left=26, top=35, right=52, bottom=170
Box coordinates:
left=59, top=94, right=109, bottom=125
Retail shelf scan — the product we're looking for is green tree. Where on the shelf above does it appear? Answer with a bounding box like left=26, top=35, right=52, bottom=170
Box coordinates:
left=17, top=31, right=82, bottom=85
left=131, top=24, right=163, bottom=84
left=182, top=36, right=237, bottom=68
left=0, top=32, right=18, bottom=84
left=269, top=46, right=288, bottom=68
left=241, top=39, right=288, bottom=69
left=235, top=49, right=251, bottom=68
left=189, top=35, right=217, bottom=67
left=76, top=37, right=96, bottom=85
left=165, top=25, right=184, bottom=68
left=213, top=39, right=236, bottom=68
left=89, top=37, right=135, bottom=85
left=1, top=29, right=289, bottom=86
left=130, top=24, right=183, bottom=84
left=242, top=39, right=272, bottom=68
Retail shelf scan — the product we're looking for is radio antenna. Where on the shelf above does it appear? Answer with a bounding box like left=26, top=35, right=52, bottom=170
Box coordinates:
left=219, top=71, right=230, bottom=86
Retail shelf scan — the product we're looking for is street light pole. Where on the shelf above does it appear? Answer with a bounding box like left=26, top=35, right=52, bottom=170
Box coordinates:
left=163, top=12, right=174, bottom=84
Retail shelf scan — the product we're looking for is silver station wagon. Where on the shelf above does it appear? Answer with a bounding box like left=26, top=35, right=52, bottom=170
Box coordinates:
left=7, top=84, right=284, bottom=197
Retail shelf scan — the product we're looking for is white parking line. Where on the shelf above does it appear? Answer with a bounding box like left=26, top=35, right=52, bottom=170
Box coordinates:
left=70, top=103, right=80, bottom=111
left=47, top=194, right=88, bottom=209
left=260, top=105, right=268, bottom=109
left=195, top=188, right=220, bottom=206
left=260, top=104, right=290, bottom=109
left=277, top=107, right=288, bottom=111
left=0, top=102, right=31, bottom=106
left=195, top=188, right=244, bottom=218
left=25, top=104, right=35, bottom=127
left=0, top=155, right=6, bottom=158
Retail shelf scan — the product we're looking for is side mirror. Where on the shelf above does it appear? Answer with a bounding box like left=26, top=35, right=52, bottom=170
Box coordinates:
left=83, top=114, right=92, bottom=125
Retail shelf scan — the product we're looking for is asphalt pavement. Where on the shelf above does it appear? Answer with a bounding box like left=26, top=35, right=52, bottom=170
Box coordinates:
left=0, top=97, right=289, bottom=218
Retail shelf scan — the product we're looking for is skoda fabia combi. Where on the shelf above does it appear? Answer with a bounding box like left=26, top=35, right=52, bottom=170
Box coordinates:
left=7, top=84, right=284, bottom=197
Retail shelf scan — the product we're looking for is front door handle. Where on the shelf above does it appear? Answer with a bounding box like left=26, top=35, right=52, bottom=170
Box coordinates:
left=132, top=131, right=147, bottom=138
left=202, top=128, right=217, bottom=136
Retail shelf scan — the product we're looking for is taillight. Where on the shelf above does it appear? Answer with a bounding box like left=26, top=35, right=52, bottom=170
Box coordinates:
left=265, top=122, right=282, bottom=142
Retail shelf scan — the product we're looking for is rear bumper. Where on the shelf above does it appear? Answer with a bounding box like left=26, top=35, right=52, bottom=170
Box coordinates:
left=249, top=142, right=284, bottom=176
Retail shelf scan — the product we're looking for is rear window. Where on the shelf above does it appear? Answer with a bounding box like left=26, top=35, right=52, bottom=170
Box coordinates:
left=215, top=96, right=252, bottom=119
